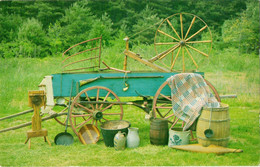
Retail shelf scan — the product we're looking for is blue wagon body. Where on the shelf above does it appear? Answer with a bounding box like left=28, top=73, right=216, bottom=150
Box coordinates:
left=51, top=71, right=204, bottom=98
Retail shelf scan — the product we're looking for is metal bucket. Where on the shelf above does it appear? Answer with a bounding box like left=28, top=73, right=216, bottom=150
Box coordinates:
left=100, top=120, right=130, bottom=147
left=168, top=128, right=190, bottom=147
left=196, top=103, right=230, bottom=147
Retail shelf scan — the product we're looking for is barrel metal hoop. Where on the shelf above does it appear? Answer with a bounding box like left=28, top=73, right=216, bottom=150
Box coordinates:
left=198, top=118, right=230, bottom=122
left=197, top=136, right=230, bottom=141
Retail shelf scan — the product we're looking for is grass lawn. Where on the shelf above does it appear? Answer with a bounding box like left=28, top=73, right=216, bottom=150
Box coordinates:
left=0, top=56, right=259, bottom=166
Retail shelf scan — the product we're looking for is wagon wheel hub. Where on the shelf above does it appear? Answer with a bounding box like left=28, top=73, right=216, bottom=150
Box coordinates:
left=93, top=111, right=103, bottom=120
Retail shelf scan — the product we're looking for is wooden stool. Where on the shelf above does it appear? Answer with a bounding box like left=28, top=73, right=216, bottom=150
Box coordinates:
left=25, top=90, right=51, bottom=149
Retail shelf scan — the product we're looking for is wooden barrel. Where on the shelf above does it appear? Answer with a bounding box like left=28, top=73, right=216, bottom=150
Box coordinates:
left=150, top=118, right=169, bottom=145
left=196, top=103, right=230, bottom=147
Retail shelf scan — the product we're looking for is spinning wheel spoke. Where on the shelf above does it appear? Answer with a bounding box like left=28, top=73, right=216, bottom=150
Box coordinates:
left=150, top=44, right=180, bottom=62
left=186, top=40, right=212, bottom=44
left=157, top=29, right=180, bottom=41
left=159, top=44, right=180, bottom=60
left=186, top=25, right=207, bottom=42
left=184, top=47, right=199, bottom=69
left=155, top=42, right=179, bottom=45
left=180, top=13, right=184, bottom=39
left=166, top=18, right=181, bottom=40
left=154, top=13, right=212, bottom=72
left=182, top=47, right=185, bottom=72
left=186, top=44, right=209, bottom=57
left=170, top=47, right=181, bottom=70
left=184, top=16, right=196, bottom=39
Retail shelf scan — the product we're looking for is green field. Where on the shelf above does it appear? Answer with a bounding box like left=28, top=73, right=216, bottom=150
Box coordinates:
left=0, top=46, right=259, bottom=166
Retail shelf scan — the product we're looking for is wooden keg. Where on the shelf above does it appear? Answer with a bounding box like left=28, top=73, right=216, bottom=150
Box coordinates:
left=150, top=118, right=169, bottom=145
left=196, top=103, right=230, bottom=147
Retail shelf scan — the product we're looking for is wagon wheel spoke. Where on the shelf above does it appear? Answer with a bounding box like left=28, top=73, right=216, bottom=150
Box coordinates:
left=101, top=104, right=114, bottom=112
left=73, top=101, right=94, bottom=113
left=84, top=92, right=95, bottom=110
left=165, top=113, right=175, bottom=119
left=72, top=114, right=92, bottom=118
left=99, top=92, right=110, bottom=109
left=96, top=88, right=100, bottom=109
left=163, top=108, right=173, bottom=118
left=102, top=117, right=109, bottom=121
left=103, top=113, right=122, bottom=115
left=69, top=86, right=123, bottom=136
left=159, top=93, right=172, bottom=101
left=170, top=117, right=181, bottom=129
left=75, top=116, right=93, bottom=129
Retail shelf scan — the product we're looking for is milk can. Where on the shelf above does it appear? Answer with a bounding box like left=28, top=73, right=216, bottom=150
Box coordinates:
left=114, top=131, right=126, bottom=150
left=126, top=127, right=140, bottom=148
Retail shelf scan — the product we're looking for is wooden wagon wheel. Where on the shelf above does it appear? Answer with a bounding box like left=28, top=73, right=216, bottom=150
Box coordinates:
left=152, top=79, right=220, bottom=130
left=69, top=86, right=123, bottom=136
left=153, top=13, right=212, bottom=72
left=53, top=97, right=76, bottom=126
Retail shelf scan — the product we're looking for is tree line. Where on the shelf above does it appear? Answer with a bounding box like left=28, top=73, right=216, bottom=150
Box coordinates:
left=0, top=0, right=258, bottom=58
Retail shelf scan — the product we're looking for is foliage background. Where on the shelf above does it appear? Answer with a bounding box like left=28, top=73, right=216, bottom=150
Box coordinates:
left=0, top=0, right=259, bottom=166
left=0, top=0, right=259, bottom=58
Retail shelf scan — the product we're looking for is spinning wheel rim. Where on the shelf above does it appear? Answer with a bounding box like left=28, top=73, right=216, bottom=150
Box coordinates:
left=154, top=13, right=212, bottom=72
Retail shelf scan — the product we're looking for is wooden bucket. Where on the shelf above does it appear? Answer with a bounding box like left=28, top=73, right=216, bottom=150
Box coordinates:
left=150, top=118, right=169, bottom=145
left=196, top=103, right=230, bottom=147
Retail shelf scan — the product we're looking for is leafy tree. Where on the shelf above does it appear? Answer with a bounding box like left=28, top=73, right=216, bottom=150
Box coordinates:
left=222, top=0, right=259, bottom=54
left=17, top=18, right=49, bottom=57
left=0, top=13, right=23, bottom=42
left=57, top=1, right=96, bottom=48
left=131, top=5, right=161, bottom=44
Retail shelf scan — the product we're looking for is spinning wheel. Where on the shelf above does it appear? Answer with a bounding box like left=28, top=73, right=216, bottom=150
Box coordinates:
left=152, top=13, right=212, bottom=72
